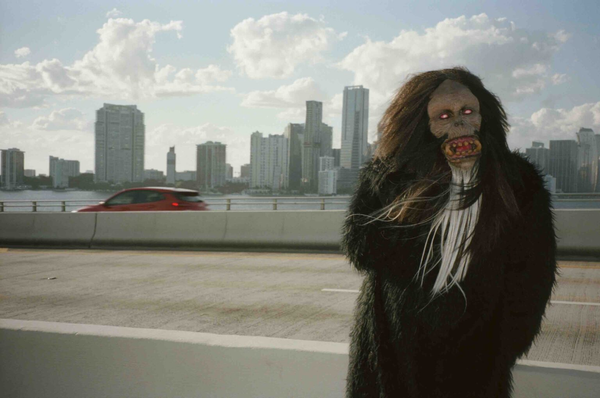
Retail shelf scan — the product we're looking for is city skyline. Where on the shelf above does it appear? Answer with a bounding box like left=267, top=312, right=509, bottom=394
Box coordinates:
left=1, top=1, right=600, bottom=175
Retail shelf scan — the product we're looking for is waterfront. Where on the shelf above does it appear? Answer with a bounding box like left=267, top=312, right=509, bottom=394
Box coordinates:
left=0, top=190, right=599, bottom=211
left=0, top=190, right=351, bottom=211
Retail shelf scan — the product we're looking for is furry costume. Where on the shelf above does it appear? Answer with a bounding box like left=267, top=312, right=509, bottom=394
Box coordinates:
left=343, top=68, right=556, bottom=398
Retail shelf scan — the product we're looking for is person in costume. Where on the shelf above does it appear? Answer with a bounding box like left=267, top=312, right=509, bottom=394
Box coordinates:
left=343, top=67, right=556, bottom=398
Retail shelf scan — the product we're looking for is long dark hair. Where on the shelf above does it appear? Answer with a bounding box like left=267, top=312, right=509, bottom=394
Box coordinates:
left=373, top=67, right=521, bottom=252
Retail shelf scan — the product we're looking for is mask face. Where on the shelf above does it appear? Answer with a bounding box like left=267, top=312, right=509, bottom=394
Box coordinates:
left=427, top=80, right=482, bottom=170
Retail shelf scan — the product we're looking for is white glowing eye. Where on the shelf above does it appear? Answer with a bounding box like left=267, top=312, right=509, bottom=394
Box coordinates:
left=463, top=109, right=473, bottom=115
left=440, top=113, right=449, bottom=119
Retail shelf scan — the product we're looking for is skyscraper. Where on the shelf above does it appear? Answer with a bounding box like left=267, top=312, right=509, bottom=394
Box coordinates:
left=1, top=148, right=24, bottom=189
left=577, top=128, right=598, bottom=193
left=49, top=156, right=80, bottom=188
left=525, top=141, right=550, bottom=175
left=283, top=123, right=304, bottom=191
left=302, top=101, right=323, bottom=191
left=596, top=134, right=600, bottom=193
left=240, top=164, right=251, bottom=179
left=250, top=132, right=289, bottom=191
left=318, top=156, right=337, bottom=195
left=549, top=140, right=578, bottom=193
left=320, top=123, right=333, bottom=157
left=166, top=146, right=176, bottom=185
left=332, top=148, right=341, bottom=168
left=341, top=86, right=369, bottom=170
left=197, top=141, right=227, bottom=189
left=95, top=104, right=145, bottom=183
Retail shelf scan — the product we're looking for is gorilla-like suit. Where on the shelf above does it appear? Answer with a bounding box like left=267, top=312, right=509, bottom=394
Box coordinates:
left=343, top=68, right=556, bottom=398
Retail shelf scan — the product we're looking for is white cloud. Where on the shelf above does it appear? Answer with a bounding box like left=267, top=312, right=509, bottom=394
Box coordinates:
left=0, top=18, right=233, bottom=107
left=0, top=112, right=92, bottom=173
left=154, top=64, right=233, bottom=97
left=508, top=102, right=600, bottom=150
left=241, top=77, right=342, bottom=123
left=338, top=14, right=569, bottom=110
left=146, top=123, right=249, bottom=171
left=14, top=47, right=31, bottom=58
left=0, top=111, right=23, bottom=130
left=551, top=73, right=569, bottom=85
left=0, top=111, right=8, bottom=126
left=241, top=77, right=328, bottom=109
left=106, top=8, right=122, bottom=18
left=32, top=108, right=90, bottom=131
left=228, top=12, right=345, bottom=79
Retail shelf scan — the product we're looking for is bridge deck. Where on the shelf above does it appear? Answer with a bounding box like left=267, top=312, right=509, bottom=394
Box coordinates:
left=0, top=248, right=598, bottom=367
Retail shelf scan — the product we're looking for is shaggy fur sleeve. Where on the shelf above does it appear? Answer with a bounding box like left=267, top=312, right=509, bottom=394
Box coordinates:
left=500, top=157, right=557, bottom=359
left=342, top=161, right=416, bottom=278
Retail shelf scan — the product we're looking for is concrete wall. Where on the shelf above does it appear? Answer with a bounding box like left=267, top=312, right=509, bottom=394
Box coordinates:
left=0, top=209, right=598, bottom=256
left=0, top=212, right=96, bottom=247
left=553, top=210, right=600, bottom=257
left=1, top=319, right=598, bottom=398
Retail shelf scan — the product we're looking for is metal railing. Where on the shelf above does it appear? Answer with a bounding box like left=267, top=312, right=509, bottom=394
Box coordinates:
left=1, top=194, right=599, bottom=212
left=0, top=200, right=101, bottom=212
left=0, top=197, right=352, bottom=212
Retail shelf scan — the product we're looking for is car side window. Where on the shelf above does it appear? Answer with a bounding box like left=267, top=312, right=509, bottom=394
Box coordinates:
left=105, top=191, right=137, bottom=206
left=135, top=190, right=165, bottom=204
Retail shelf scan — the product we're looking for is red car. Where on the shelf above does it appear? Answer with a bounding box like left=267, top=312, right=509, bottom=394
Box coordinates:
left=75, top=187, right=208, bottom=212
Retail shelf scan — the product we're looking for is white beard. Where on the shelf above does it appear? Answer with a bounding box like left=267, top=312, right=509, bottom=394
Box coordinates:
left=418, top=165, right=482, bottom=295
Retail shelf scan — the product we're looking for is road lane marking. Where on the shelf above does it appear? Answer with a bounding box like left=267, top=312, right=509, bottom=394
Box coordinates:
left=322, top=288, right=360, bottom=293
left=559, top=264, right=600, bottom=269
left=321, top=289, right=600, bottom=306
left=551, top=301, right=600, bottom=307
left=6, top=248, right=344, bottom=261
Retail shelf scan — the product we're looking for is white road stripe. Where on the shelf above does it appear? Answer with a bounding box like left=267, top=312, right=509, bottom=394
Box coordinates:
left=321, top=289, right=600, bottom=307
left=551, top=300, right=600, bottom=307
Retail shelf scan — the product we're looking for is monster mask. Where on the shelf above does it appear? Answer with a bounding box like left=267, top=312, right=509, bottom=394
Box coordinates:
left=427, top=80, right=482, bottom=170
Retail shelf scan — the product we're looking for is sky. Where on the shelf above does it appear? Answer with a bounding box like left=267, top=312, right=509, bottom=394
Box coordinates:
left=1, top=0, right=599, bottom=176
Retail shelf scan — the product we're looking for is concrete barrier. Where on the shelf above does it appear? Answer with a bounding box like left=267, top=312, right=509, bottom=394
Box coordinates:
left=0, top=210, right=599, bottom=256
left=92, top=211, right=229, bottom=248
left=1, top=319, right=598, bottom=398
left=91, top=210, right=345, bottom=251
left=554, top=210, right=600, bottom=257
left=0, top=212, right=96, bottom=247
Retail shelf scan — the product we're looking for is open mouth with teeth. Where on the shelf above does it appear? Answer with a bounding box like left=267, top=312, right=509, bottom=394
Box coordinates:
left=442, top=135, right=482, bottom=162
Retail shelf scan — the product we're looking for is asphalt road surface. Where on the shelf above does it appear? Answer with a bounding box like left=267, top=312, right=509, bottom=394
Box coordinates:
left=0, top=248, right=598, bottom=367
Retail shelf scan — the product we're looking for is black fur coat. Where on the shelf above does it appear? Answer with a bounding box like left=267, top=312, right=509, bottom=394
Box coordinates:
left=342, top=154, right=556, bottom=398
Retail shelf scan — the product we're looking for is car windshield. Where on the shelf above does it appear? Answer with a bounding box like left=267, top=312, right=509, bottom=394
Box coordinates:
left=105, top=191, right=137, bottom=206
left=174, top=192, right=204, bottom=203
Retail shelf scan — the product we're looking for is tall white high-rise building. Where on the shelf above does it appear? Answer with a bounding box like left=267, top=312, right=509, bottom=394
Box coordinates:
left=341, top=86, right=369, bottom=170
left=319, top=156, right=335, bottom=172
left=49, top=156, right=80, bottom=188
left=318, top=156, right=337, bottom=195
left=1, top=148, right=25, bottom=189
left=197, top=141, right=227, bottom=189
left=166, top=146, right=176, bottom=185
left=95, top=104, right=145, bottom=183
left=250, top=132, right=289, bottom=191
